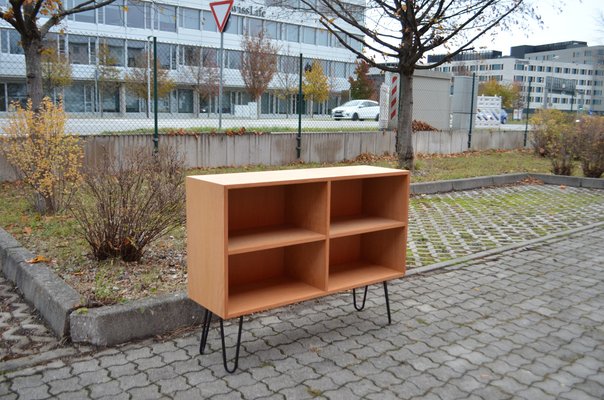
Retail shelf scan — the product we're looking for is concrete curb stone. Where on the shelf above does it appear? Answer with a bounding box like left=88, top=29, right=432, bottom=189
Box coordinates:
left=0, top=231, right=81, bottom=339
left=70, top=291, right=204, bottom=346
left=411, top=173, right=529, bottom=195
left=531, top=173, right=604, bottom=189
left=1, top=172, right=602, bottom=347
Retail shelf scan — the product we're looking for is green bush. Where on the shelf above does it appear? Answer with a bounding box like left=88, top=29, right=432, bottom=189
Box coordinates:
left=575, top=116, right=604, bottom=178
left=531, top=109, right=576, bottom=176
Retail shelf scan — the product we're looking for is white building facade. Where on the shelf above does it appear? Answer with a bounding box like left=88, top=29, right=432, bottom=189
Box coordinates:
left=433, top=45, right=604, bottom=115
left=0, top=0, right=364, bottom=116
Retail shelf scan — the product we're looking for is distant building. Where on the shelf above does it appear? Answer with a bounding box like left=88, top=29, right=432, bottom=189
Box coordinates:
left=431, top=41, right=604, bottom=115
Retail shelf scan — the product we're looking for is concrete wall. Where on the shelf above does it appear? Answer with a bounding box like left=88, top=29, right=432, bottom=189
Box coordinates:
left=0, top=130, right=529, bottom=181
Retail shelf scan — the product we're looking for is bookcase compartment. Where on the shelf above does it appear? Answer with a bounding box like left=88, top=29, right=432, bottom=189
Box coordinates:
left=228, top=182, right=328, bottom=254
left=330, top=176, right=407, bottom=237
left=328, top=228, right=405, bottom=291
left=227, top=240, right=326, bottom=317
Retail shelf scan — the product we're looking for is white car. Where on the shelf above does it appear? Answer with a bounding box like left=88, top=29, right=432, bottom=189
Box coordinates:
left=331, top=100, right=380, bottom=121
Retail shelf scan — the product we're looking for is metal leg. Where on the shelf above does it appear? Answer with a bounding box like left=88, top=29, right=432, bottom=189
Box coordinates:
left=199, top=308, right=212, bottom=355
left=352, top=285, right=369, bottom=311
left=383, top=281, right=391, bottom=325
left=219, top=316, right=244, bottom=373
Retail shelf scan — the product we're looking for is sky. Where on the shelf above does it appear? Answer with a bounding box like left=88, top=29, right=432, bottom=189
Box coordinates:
left=473, top=0, right=603, bottom=55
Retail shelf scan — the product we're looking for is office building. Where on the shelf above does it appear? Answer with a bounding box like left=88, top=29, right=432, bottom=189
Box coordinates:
left=0, top=0, right=364, bottom=116
left=432, top=41, right=604, bottom=115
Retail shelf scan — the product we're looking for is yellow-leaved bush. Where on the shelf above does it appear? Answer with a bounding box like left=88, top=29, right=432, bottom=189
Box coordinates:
left=0, top=97, right=83, bottom=214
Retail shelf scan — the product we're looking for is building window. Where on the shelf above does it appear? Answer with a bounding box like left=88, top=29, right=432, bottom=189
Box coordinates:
left=226, top=50, right=241, bottom=69
left=203, top=10, right=218, bottom=32
left=126, top=91, right=141, bottom=112
left=302, top=27, right=315, bottom=44
left=100, top=38, right=125, bottom=66
left=68, top=35, right=93, bottom=65
left=101, top=87, right=120, bottom=112
left=202, top=48, right=218, bottom=67
left=180, top=45, right=200, bottom=67
left=69, top=0, right=96, bottom=23
left=156, top=4, right=177, bottom=32
left=179, top=7, right=201, bottom=30
left=64, top=83, right=95, bottom=113
left=7, top=83, right=27, bottom=108
left=317, top=29, right=328, bottom=46
left=127, top=40, right=146, bottom=67
left=285, top=24, right=299, bottom=42
left=224, top=15, right=243, bottom=34
left=0, top=83, right=5, bottom=111
left=127, top=2, right=147, bottom=28
left=8, top=30, right=24, bottom=55
left=265, top=21, right=279, bottom=39
left=178, top=89, right=193, bottom=113
left=156, top=43, right=174, bottom=69
left=248, top=18, right=263, bottom=36
left=100, top=0, right=125, bottom=26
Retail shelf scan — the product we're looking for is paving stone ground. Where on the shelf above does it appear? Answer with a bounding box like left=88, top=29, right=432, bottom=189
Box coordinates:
left=0, top=276, right=65, bottom=362
left=2, top=225, right=603, bottom=399
left=407, top=183, right=604, bottom=267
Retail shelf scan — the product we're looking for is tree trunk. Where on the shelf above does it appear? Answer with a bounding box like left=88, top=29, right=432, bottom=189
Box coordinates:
left=396, top=71, right=414, bottom=170
left=23, top=37, right=44, bottom=112
left=256, top=95, right=261, bottom=119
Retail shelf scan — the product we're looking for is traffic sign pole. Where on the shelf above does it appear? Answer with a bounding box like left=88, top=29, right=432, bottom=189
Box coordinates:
left=209, top=0, right=233, bottom=130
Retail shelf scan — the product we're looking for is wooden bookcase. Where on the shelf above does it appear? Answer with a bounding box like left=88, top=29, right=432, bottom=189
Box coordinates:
left=186, top=166, right=409, bottom=319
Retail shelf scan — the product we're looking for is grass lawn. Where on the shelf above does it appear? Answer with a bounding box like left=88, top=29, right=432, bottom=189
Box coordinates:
left=0, top=149, right=557, bottom=305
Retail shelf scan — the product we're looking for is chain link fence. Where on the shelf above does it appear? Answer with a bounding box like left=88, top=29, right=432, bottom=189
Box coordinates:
left=0, top=24, right=392, bottom=135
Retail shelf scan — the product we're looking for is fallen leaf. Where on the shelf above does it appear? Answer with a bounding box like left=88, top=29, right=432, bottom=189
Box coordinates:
left=560, top=185, right=566, bottom=190
left=23, top=226, right=32, bottom=235
left=27, top=255, right=51, bottom=264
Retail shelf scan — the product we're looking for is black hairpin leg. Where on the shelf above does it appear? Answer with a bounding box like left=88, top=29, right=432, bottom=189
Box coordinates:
left=198, top=310, right=244, bottom=373
left=352, top=286, right=369, bottom=311
left=220, top=316, right=244, bottom=373
left=383, top=281, right=391, bottom=325
left=199, top=308, right=213, bottom=355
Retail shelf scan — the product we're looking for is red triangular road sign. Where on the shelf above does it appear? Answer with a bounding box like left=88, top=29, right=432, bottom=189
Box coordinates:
left=210, top=0, right=234, bottom=33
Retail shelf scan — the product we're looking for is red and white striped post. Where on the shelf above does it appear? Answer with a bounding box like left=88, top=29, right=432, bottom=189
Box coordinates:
left=388, top=73, right=399, bottom=130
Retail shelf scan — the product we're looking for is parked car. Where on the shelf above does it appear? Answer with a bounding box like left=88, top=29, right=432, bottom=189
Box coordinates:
left=331, top=100, right=380, bottom=121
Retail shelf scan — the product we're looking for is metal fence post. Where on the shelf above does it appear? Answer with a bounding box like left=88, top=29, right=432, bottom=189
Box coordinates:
left=468, top=72, right=476, bottom=149
left=153, top=36, right=158, bottom=153
left=524, top=78, right=532, bottom=147
left=297, top=53, right=303, bottom=159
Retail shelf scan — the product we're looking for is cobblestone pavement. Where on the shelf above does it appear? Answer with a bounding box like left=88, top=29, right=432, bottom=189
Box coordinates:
left=1, top=225, right=602, bottom=399
left=0, top=276, right=65, bottom=362
left=407, top=184, right=604, bottom=268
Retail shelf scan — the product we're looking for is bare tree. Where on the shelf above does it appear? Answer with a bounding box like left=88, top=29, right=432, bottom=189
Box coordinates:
left=124, top=52, right=175, bottom=116
left=270, top=0, right=544, bottom=169
left=274, top=53, right=299, bottom=118
left=41, top=47, right=72, bottom=102
left=241, top=29, right=278, bottom=118
left=0, top=0, right=117, bottom=112
left=184, top=47, right=219, bottom=117
left=97, top=43, right=121, bottom=117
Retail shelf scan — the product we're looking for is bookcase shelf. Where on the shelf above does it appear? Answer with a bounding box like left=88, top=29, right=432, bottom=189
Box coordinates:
left=186, top=166, right=409, bottom=319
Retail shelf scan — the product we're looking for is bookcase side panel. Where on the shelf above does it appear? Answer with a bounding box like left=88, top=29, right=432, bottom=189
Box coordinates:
left=186, top=179, right=227, bottom=317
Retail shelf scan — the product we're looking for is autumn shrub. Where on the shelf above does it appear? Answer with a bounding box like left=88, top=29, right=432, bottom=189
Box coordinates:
left=530, top=109, right=577, bottom=176
left=71, top=146, right=185, bottom=262
left=0, top=98, right=82, bottom=214
left=575, top=116, right=604, bottom=178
